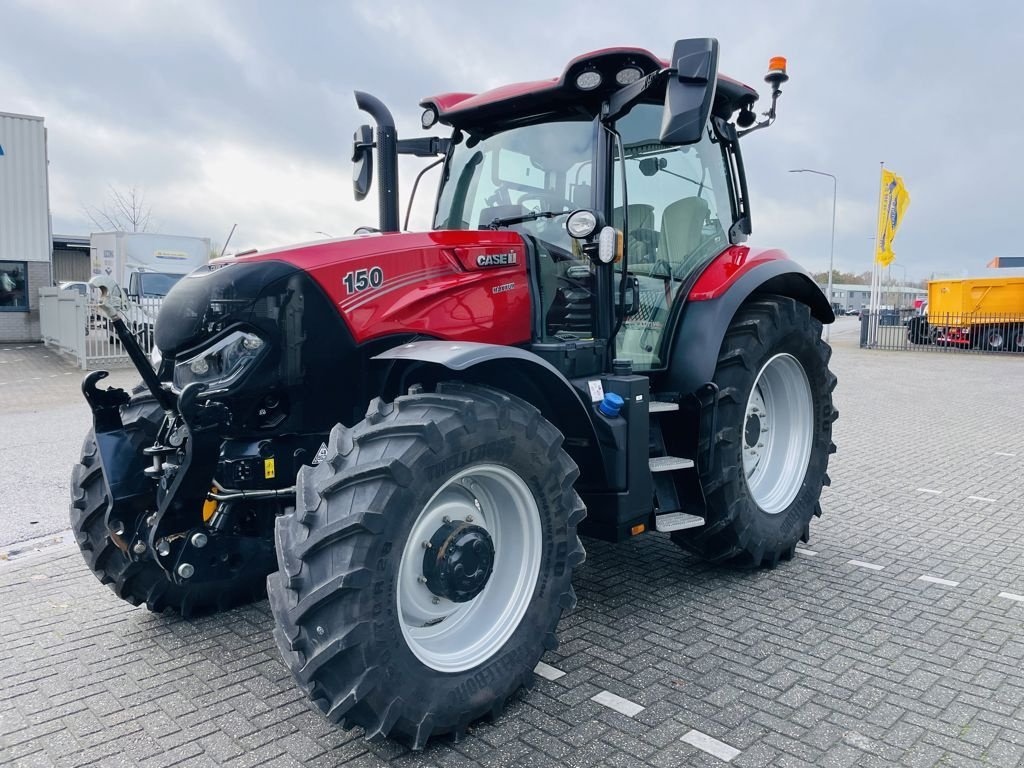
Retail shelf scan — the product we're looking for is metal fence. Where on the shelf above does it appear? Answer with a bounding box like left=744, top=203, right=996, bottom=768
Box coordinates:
left=860, top=308, right=1024, bottom=354
left=39, top=287, right=160, bottom=369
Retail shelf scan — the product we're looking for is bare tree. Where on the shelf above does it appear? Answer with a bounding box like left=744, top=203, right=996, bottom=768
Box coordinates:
left=83, top=185, right=154, bottom=232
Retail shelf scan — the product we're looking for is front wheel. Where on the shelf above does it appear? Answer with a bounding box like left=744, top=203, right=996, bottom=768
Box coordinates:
left=268, top=382, right=585, bottom=749
left=673, top=295, right=838, bottom=567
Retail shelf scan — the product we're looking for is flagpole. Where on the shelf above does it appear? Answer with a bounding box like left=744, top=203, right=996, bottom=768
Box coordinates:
left=868, top=161, right=885, bottom=347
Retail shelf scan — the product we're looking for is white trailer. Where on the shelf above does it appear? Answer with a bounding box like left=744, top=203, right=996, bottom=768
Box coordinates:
left=89, top=232, right=211, bottom=299
left=0, top=111, right=51, bottom=342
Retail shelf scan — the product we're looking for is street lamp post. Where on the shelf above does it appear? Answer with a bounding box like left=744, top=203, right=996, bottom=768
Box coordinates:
left=789, top=168, right=837, bottom=341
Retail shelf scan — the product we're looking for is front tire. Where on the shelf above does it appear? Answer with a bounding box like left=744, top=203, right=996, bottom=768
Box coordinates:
left=672, top=296, right=838, bottom=567
left=268, top=382, right=585, bottom=749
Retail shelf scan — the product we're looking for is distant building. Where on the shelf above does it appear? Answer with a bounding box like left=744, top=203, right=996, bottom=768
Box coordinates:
left=0, top=111, right=51, bottom=342
left=818, top=282, right=926, bottom=311
left=52, top=234, right=90, bottom=282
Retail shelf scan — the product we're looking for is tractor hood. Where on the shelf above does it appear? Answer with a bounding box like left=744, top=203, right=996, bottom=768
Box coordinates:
left=155, top=230, right=533, bottom=356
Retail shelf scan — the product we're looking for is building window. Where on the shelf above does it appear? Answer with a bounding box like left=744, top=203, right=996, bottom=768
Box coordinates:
left=0, top=261, right=30, bottom=311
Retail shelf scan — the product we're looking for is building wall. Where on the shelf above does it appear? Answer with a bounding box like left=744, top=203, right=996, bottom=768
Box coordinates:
left=0, top=112, right=51, bottom=342
left=53, top=249, right=91, bottom=282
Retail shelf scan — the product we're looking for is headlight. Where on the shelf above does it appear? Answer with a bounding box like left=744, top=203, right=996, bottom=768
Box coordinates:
left=173, top=330, right=266, bottom=391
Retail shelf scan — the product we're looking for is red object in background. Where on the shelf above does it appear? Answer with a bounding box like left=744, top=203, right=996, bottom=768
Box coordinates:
left=238, top=231, right=531, bottom=346
left=687, top=245, right=789, bottom=301
left=914, top=298, right=924, bottom=309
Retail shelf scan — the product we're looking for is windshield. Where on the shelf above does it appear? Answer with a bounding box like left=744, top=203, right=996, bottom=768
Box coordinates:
left=434, top=120, right=595, bottom=252
left=139, top=272, right=184, bottom=297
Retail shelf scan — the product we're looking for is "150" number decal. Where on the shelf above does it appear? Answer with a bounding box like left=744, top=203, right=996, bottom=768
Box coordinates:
left=342, top=267, right=384, bottom=294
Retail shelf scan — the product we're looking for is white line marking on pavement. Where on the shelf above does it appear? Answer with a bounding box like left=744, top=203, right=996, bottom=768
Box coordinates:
left=591, top=690, right=644, bottom=717
left=916, top=488, right=942, bottom=494
left=795, top=548, right=818, bottom=556
left=995, top=452, right=1016, bottom=457
left=534, top=661, right=565, bottom=681
left=918, top=575, right=959, bottom=587
left=848, top=560, right=885, bottom=571
left=681, top=730, right=741, bottom=762
left=967, top=495, right=996, bottom=503
left=998, top=592, right=1024, bottom=603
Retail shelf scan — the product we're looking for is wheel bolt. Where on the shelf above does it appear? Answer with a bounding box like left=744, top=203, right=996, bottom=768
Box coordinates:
left=109, top=519, right=125, bottom=535
left=431, top=596, right=440, bottom=605
left=177, top=563, right=195, bottom=579
left=191, top=532, right=208, bottom=548
left=422, top=541, right=432, bottom=549
left=132, top=541, right=146, bottom=555
left=316, top=625, right=326, bottom=636
left=443, top=516, right=451, bottom=523
left=156, top=540, right=170, bottom=557
left=418, top=576, right=427, bottom=584
left=146, top=513, right=157, bottom=526
left=466, top=515, right=474, bottom=523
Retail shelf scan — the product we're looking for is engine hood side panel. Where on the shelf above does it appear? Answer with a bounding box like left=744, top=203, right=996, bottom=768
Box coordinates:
left=238, top=231, right=532, bottom=346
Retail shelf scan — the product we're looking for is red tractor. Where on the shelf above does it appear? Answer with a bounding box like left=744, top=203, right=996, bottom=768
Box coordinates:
left=73, top=39, right=837, bottom=748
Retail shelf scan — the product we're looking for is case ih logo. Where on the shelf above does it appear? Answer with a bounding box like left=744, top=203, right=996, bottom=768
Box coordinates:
left=476, top=251, right=518, bottom=267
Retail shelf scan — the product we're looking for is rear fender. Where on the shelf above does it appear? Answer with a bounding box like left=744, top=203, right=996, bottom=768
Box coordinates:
left=665, top=258, right=833, bottom=396
left=373, top=341, right=606, bottom=485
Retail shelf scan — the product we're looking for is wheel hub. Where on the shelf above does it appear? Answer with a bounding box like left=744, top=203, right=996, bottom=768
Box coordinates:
left=422, top=521, right=494, bottom=602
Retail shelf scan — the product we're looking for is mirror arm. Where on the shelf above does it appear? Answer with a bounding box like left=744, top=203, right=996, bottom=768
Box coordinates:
left=397, top=137, right=452, bottom=157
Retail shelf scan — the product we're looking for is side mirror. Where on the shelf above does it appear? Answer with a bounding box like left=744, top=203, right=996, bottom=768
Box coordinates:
left=352, top=124, right=374, bottom=201
left=660, top=37, right=720, bottom=145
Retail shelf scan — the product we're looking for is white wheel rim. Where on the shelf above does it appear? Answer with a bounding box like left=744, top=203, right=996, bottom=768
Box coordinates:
left=741, top=353, right=814, bottom=514
left=396, top=463, right=541, bottom=673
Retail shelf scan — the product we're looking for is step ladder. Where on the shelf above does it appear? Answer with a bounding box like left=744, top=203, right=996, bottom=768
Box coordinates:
left=648, top=395, right=705, bottom=532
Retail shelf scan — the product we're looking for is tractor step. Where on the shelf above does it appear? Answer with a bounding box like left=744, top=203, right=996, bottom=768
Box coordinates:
left=654, top=512, right=705, bottom=532
left=648, top=400, right=679, bottom=413
left=649, top=456, right=694, bottom=472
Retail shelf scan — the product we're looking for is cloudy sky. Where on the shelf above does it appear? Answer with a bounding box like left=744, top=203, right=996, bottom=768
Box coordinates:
left=3, top=0, right=1021, bottom=279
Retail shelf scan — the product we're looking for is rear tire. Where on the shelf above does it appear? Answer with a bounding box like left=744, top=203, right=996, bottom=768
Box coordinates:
left=70, top=397, right=270, bottom=617
left=267, top=382, right=585, bottom=749
left=672, top=296, right=837, bottom=567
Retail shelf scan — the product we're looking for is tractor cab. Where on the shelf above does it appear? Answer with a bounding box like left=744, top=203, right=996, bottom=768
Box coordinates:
left=354, top=40, right=788, bottom=381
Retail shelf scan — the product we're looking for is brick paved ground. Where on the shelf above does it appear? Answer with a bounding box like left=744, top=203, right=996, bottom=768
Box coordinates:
left=2, top=321, right=1024, bottom=766
left=0, top=343, right=137, bottom=546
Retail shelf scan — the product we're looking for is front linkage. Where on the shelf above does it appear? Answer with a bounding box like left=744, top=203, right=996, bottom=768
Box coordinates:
left=82, top=286, right=282, bottom=595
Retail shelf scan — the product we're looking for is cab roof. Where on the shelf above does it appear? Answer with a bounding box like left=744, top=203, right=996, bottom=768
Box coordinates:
left=420, top=46, right=759, bottom=131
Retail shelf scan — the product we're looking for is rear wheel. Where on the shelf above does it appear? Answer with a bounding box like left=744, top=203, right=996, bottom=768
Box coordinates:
left=268, top=382, right=585, bottom=749
left=1010, top=324, right=1024, bottom=353
left=672, top=296, right=837, bottom=567
left=70, top=397, right=270, bottom=617
left=973, top=325, right=1008, bottom=351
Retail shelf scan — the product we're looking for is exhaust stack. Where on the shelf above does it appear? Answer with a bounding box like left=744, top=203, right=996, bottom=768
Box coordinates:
left=355, top=91, right=400, bottom=233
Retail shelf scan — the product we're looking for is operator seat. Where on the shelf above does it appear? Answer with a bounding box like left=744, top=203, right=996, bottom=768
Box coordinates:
left=657, top=197, right=710, bottom=271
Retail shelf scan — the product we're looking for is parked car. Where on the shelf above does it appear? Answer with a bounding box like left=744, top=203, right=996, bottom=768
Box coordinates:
left=59, top=280, right=91, bottom=296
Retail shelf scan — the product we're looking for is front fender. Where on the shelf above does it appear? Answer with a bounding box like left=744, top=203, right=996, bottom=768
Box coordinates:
left=373, top=341, right=606, bottom=485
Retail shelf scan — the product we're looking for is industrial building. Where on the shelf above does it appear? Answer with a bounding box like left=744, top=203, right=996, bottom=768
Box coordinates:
left=0, top=111, right=51, bottom=342
left=819, top=282, right=926, bottom=311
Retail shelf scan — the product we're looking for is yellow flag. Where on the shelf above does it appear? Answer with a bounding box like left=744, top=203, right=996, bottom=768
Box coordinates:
left=874, top=168, right=910, bottom=266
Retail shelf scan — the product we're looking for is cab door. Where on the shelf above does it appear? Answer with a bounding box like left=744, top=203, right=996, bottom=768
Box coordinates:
left=612, top=102, right=734, bottom=370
